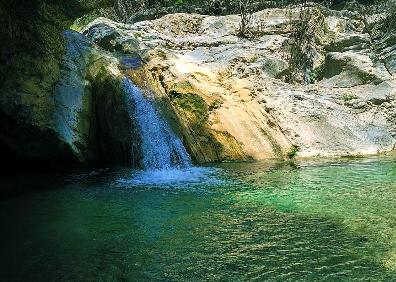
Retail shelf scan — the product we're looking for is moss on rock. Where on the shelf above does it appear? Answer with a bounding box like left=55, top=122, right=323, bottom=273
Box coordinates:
left=0, top=0, right=117, bottom=167
left=168, top=88, right=243, bottom=163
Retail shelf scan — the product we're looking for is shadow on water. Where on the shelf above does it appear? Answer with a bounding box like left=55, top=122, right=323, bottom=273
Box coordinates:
left=0, top=157, right=396, bottom=281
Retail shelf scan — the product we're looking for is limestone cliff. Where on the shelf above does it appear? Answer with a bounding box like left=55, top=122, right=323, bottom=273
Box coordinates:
left=0, top=0, right=116, bottom=168
left=82, top=7, right=396, bottom=162
left=1, top=4, right=395, bottom=166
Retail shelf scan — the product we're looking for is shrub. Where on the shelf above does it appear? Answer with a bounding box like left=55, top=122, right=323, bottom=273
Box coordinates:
left=285, top=2, right=326, bottom=84
left=342, top=93, right=358, bottom=102
left=237, top=0, right=254, bottom=38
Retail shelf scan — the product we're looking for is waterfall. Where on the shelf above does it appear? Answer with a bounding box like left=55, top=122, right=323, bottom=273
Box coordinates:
left=123, top=78, right=192, bottom=170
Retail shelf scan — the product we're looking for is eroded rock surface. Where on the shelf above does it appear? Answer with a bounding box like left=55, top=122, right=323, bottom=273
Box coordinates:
left=82, top=7, right=395, bottom=161
left=1, top=5, right=394, bottom=166
left=0, top=30, right=136, bottom=166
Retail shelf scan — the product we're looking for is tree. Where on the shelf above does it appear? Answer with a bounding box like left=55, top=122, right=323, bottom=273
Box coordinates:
left=286, top=1, right=325, bottom=84
left=237, top=0, right=254, bottom=38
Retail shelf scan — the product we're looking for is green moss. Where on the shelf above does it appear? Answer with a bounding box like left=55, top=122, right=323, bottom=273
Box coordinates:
left=342, top=93, right=358, bottom=102
left=170, top=91, right=208, bottom=126
left=288, top=145, right=299, bottom=159
left=92, top=66, right=109, bottom=82
left=0, top=0, right=116, bottom=89
left=155, top=49, right=167, bottom=59
left=170, top=91, right=226, bottom=159
left=209, top=99, right=223, bottom=111
left=133, top=32, right=143, bottom=39
left=248, top=54, right=260, bottom=63
left=312, top=63, right=325, bottom=82
left=89, top=64, right=123, bottom=93
left=172, top=81, right=194, bottom=92
left=71, top=9, right=111, bottom=31
left=0, top=1, right=81, bottom=126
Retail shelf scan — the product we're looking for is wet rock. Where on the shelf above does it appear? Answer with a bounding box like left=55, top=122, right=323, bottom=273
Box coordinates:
left=53, top=30, right=94, bottom=162
left=1, top=30, right=135, bottom=166
left=82, top=7, right=395, bottom=160
left=2, top=4, right=396, bottom=167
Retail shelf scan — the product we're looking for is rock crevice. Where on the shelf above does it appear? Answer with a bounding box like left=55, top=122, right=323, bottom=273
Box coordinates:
left=1, top=5, right=396, bottom=167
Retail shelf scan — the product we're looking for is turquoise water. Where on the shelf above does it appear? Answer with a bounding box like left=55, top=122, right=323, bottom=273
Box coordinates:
left=1, top=157, right=396, bottom=281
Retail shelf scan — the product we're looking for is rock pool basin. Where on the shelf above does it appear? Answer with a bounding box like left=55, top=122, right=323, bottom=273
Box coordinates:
left=1, top=156, right=396, bottom=281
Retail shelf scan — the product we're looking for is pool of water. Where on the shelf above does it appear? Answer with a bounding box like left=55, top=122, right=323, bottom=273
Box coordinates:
left=1, top=156, right=395, bottom=281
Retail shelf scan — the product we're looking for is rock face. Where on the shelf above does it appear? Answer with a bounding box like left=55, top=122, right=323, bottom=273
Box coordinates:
left=0, top=30, right=135, bottom=167
left=0, top=0, right=131, bottom=168
left=1, top=5, right=395, bottom=167
left=81, top=7, right=396, bottom=161
left=53, top=30, right=135, bottom=165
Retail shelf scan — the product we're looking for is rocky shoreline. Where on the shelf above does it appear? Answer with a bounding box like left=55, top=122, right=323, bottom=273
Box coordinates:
left=1, top=5, right=395, bottom=167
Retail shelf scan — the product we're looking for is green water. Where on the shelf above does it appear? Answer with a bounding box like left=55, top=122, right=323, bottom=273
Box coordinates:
left=1, top=157, right=396, bottom=281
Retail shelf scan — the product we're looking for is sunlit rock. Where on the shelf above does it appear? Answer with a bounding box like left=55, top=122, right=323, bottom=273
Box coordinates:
left=81, top=8, right=396, bottom=161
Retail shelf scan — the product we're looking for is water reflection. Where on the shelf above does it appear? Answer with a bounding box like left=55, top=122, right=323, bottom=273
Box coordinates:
left=0, top=157, right=395, bottom=281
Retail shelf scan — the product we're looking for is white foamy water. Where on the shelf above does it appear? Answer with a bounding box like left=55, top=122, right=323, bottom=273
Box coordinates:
left=123, top=78, right=192, bottom=170
left=117, top=167, right=223, bottom=187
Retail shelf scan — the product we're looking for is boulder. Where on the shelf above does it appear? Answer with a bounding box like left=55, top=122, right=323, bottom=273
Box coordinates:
left=2, top=4, right=396, bottom=168
left=0, top=30, right=136, bottom=168
left=82, top=8, right=396, bottom=161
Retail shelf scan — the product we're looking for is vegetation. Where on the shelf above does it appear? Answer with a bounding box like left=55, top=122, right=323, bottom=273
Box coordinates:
left=285, top=1, right=326, bottom=84
left=72, top=0, right=362, bottom=24
left=237, top=0, right=254, bottom=38
left=168, top=84, right=230, bottom=161
left=0, top=0, right=115, bottom=103
left=342, top=93, right=358, bottom=102
left=1, top=0, right=389, bottom=97
left=288, top=145, right=299, bottom=159
left=169, top=91, right=209, bottom=130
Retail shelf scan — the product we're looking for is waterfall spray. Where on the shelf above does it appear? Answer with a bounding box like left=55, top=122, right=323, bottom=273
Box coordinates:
left=123, top=78, right=192, bottom=170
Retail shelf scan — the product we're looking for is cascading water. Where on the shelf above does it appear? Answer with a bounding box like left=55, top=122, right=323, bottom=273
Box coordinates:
left=123, top=77, right=192, bottom=170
